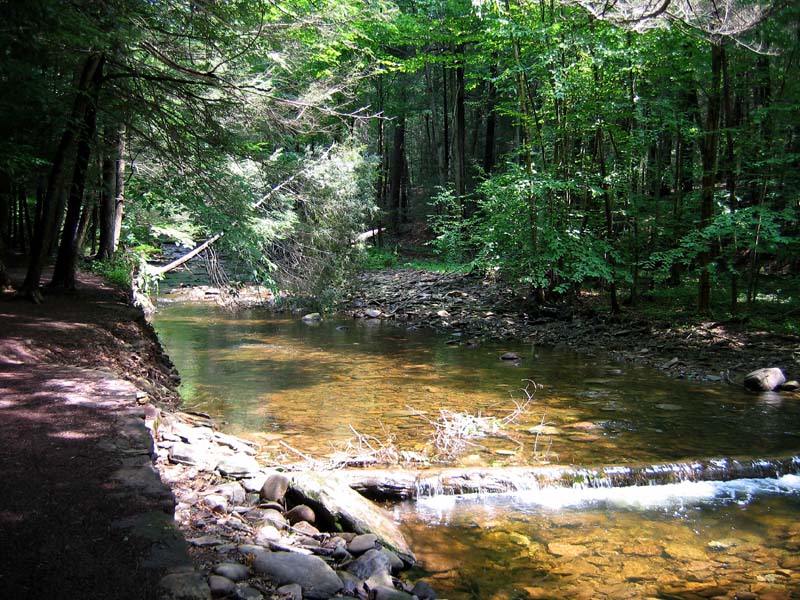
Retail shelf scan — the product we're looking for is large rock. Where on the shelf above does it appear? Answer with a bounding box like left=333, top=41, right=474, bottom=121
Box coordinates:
left=213, top=562, right=250, bottom=582
left=252, top=552, right=342, bottom=599
left=289, top=472, right=415, bottom=564
left=744, top=367, right=786, bottom=392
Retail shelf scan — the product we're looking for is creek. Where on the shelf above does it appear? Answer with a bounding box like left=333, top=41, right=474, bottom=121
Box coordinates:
left=152, top=300, right=800, bottom=599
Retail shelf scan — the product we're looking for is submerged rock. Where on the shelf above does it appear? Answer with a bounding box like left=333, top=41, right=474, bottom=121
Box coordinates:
left=302, top=313, right=322, bottom=322
left=744, top=367, right=786, bottom=392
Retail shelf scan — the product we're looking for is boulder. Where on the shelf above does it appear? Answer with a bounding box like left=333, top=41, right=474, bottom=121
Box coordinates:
left=743, top=367, right=786, bottom=392
left=252, top=552, right=342, bottom=599
left=289, top=472, right=415, bottom=564
left=261, top=473, right=290, bottom=502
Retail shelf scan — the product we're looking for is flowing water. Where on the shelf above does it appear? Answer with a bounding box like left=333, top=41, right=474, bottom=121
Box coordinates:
left=153, top=300, right=800, bottom=598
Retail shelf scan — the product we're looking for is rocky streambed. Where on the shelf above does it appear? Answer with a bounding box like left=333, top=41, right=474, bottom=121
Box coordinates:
left=152, top=409, right=435, bottom=600
left=342, top=269, right=799, bottom=387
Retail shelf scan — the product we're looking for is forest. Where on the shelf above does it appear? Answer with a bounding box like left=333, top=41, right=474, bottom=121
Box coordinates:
left=1, top=0, right=798, bottom=326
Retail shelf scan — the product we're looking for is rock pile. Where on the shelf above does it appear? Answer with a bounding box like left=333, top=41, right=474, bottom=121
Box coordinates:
left=151, top=411, right=434, bottom=600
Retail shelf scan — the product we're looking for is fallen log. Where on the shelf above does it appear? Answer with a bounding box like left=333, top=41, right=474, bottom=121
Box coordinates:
left=146, top=233, right=222, bottom=277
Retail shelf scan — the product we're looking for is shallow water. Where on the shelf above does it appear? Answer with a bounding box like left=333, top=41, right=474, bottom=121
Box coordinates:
left=397, top=476, right=800, bottom=599
left=153, top=302, right=800, bottom=467
left=152, top=301, right=800, bottom=598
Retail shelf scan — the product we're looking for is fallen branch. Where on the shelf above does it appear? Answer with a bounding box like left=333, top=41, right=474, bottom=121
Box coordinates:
left=147, top=233, right=223, bottom=276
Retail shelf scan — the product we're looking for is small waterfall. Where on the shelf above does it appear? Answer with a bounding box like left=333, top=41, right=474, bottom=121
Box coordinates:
left=344, top=455, right=800, bottom=500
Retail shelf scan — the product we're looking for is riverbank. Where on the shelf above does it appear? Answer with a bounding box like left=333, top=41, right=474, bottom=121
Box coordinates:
left=0, top=269, right=433, bottom=600
left=343, top=269, right=799, bottom=387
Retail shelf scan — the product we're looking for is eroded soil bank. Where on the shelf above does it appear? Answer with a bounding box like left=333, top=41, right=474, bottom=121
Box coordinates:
left=344, top=269, right=799, bottom=386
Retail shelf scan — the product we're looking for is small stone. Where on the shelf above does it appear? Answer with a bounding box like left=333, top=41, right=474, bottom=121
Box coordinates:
left=348, top=533, right=378, bottom=554
left=203, top=494, right=229, bottom=513
left=218, top=454, right=261, bottom=478
left=234, top=584, right=263, bottom=600
left=292, top=521, right=320, bottom=536
left=500, top=352, right=521, bottom=361
left=242, top=473, right=270, bottom=493
left=436, top=310, right=451, bottom=318
left=346, top=548, right=392, bottom=585
left=248, top=508, right=287, bottom=529
left=780, top=380, right=799, bottom=391
left=210, top=482, right=246, bottom=505
left=365, top=308, right=382, bottom=318
left=276, top=583, right=303, bottom=600
left=208, top=575, right=236, bottom=598
left=261, top=473, right=290, bottom=502
left=302, top=313, right=322, bottom=322
left=254, top=524, right=281, bottom=545
left=285, top=504, right=315, bottom=525
left=213, top=562, right=250, bottom=582
left=744, top=367, right=786, bottom=392
left=158, top=572, right=211, bottom=600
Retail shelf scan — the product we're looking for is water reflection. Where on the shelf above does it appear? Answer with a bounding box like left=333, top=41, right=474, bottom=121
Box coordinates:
left=153, top=303, right=800, bottom=467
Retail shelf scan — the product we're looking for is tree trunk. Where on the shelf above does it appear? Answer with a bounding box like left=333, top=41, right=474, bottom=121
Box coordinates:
left=441, top=64, right=450, bottom=181
left=112, top=131, right=126, bottom=251
left=698, top=44, right=723, bottom=315
left=388, top=116, right=406, bottom=233
left=482, top=62, right=498, bottom=177
left=22, top=53, right=105, bottom=295
left=51, top=53, right=104, bottom=290
left=453, top=47, right=467, bottom=200
left=96, top=129, right=119, bottom=259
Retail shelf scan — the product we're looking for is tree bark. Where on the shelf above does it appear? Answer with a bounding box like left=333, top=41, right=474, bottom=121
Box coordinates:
left=388, top=116, right=406, bottom=233
left=22, top=53, right=105, bottom=295
left=112, top=131, right=126, bottom=251
left=96, top=127, right=120, bottom=259
left=51, top=53, right=105, bottom=290
left=453, top=46, right=467, bottom=200
left=482, top=62, right=498, bottom=176
left=698, top=44, right=723, bottom=315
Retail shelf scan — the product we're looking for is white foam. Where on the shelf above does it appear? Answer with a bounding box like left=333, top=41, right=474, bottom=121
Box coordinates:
left=415, top=474, right=800, bottom=515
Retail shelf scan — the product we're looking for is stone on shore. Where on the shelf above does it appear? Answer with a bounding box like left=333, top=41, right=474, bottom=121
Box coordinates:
left=252, top=552, right=342, bottom=599
left=348, top=533, right=378, bottom=554
left=213, top=562, right=250, bottom=582
left=744, top=367, right=786, bottom=392
left=285, top=504, right=316, bottom=525
left=261, top=473, right=291, bottom=502
left=217, top=453, right=261, bottom=478
left=208, top=575, right=236, bottom=597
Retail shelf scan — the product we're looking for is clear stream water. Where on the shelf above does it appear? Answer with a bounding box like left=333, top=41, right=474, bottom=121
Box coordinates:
left=152, top=300, right=800, bottom=599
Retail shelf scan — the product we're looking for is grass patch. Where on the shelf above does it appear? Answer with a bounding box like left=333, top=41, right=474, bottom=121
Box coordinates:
left=361, top=246, right=470, bottom=273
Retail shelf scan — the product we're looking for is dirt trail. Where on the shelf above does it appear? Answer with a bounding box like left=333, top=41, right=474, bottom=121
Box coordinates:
left=0, top=269, right=188, bottom=599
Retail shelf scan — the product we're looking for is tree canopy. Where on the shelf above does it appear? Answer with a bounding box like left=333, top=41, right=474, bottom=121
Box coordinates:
left=1, top=0, right=797, bottom=319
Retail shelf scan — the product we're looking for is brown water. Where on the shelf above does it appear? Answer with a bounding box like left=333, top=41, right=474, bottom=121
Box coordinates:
left=153, top=301, right=800, bottom=599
